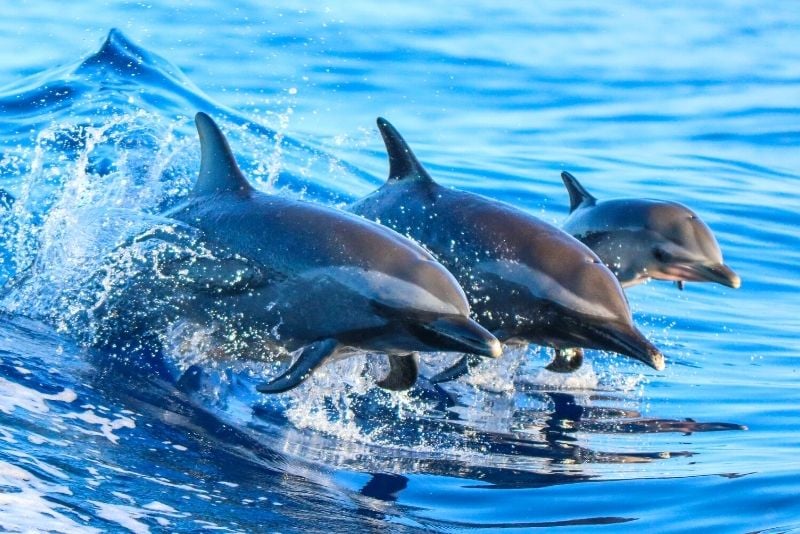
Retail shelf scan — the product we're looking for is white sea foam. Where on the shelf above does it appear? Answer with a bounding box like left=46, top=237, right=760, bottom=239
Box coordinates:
left=89, top=501, right=154, bottom=534
left=88, top=490, right=189, bottom=532
left=0, top=460, right=99, bottom=534
left=64, top=408, right=136, bottom=444
left=0, top=376, right=77, bottom=415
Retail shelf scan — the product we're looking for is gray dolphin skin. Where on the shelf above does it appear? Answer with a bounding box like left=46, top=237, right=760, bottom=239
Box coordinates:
left=151, top=112, right=501, bottom=393
left=560, top=171, right=741, bottom=290
left=350, top=118, right=665, bottom=381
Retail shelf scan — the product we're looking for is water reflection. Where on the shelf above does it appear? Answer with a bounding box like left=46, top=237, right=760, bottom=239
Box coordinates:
left=0, top=314, right=750, bottom=531
left=256, top=381, right=744, bottom=496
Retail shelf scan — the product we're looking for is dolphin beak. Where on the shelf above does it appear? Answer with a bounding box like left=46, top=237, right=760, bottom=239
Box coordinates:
left=415, top=316, right=502, bottom=359
left=594, top=323, right=666, bottom=371
left=691, top=263, right=741, bottom=289
left=663, top=262, right=741, bottom=289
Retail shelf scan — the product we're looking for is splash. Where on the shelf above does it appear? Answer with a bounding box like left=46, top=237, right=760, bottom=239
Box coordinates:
left=0, top=29, right=364, bottom=332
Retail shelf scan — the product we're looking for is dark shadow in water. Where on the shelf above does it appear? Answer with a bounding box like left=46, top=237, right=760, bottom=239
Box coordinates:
left=360, top=473, right=409, bottom=502
left=260, top=382, right=745, bottom=499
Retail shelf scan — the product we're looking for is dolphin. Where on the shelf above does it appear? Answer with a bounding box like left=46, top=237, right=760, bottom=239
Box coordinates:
left=109, top=112, right=501, bottom=393
left=350, top=118, right=665, bottom=381
left=560, top=171, right=741, bottom=290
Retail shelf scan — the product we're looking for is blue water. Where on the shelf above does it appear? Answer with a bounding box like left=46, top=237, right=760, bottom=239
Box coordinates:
left=1, top=2, right=799, bottom=532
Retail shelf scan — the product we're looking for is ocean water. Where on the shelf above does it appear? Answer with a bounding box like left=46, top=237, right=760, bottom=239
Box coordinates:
left=0, top=2, right=799, bottom=532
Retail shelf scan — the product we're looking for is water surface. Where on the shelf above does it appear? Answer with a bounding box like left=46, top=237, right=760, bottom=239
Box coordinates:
left=0, top=2, right=799, bottom=532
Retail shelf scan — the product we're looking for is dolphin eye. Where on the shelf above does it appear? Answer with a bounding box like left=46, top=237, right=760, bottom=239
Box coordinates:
left=653, top=248, right=672, bottom=262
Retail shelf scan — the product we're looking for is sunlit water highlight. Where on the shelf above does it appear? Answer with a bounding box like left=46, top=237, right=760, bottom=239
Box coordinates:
left=0, top=3, right=799, bottom=532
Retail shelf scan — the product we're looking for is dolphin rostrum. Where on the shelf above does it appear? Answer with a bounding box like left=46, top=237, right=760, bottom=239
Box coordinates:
left=350, top=118, right=665, bottom=381
left=560, top=171, right=741, bottom=290
left=111, top=112, right=501, bottom=393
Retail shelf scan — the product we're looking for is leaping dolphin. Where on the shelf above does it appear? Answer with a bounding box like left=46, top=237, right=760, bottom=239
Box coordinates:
left=560, top=171, right=741, bottom=290
left=110, top=112, right=501, bottom=393
left=350, top=118, right=665, bottom=381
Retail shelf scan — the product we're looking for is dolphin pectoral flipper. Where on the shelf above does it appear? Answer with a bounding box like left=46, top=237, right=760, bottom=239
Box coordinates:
left=376, top=353, right=419, bottom=391
left=545, top=348, right=584, bottom=373
left=428, top=355, right=481, bottom=384
left=176, top=364, right=205, bottom=393
left=561, top=171, right=597, bottom=212
left=257, top=339, right=339, bottom=394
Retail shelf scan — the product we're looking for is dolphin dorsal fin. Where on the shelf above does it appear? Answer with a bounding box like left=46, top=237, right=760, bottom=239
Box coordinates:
left=561, top=171, right=596, bottom=212
left=193, top=112, right=253, bottom=196
left=376, top=117, right=434, bottom=183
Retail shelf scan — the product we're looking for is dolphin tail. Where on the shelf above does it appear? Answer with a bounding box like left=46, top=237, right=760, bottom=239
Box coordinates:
left=376, top=353, right=419, bottom=391
left=561, top=171, right=597, bottom=212
left=257, top=339, right=339, bottom=394
left=193, top=112, right=253, bottom=197
left=429, top=355, right=481, bottom=384
left=376, top=117, right=435, bottom=184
